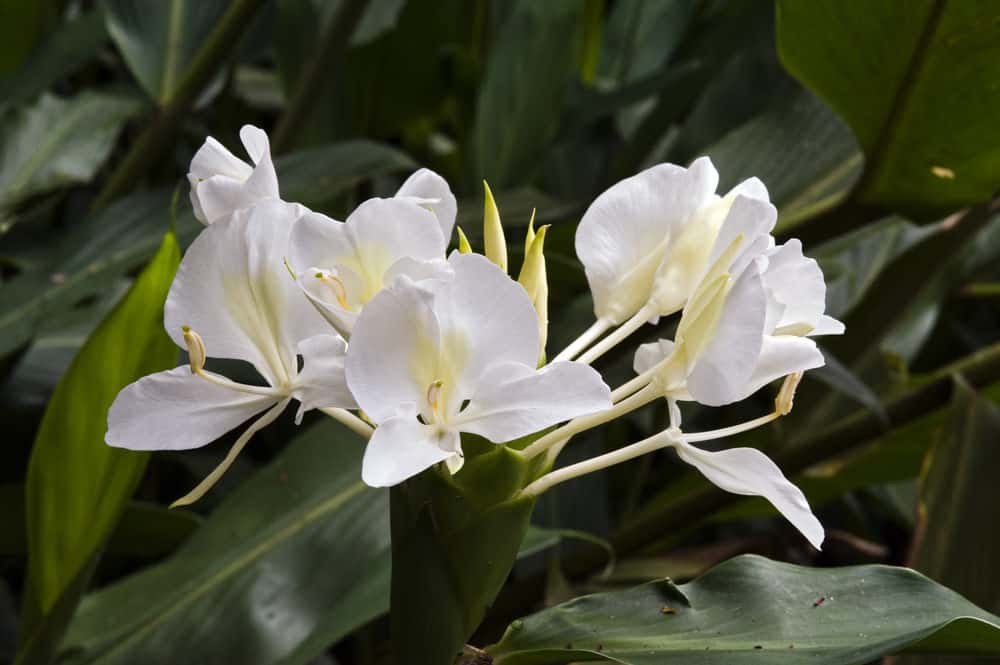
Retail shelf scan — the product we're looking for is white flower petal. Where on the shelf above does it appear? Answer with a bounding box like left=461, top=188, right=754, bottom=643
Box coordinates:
left=345, top=276, right=441, bottom=423
left=459, top=361, right=611, bottom=443
left=633, top=339, right=675, bottom=375
left=763, top=239, right=843, bottom=335
left=187, top=126, right=280, bottom=225
left=575, top=158, right=719, bottom=323
left=361, top=415, right=459, bottom=487
left=433, top=253, right=538, bottom=398
left=395, top=168, right=457, bottom=242
left=106, top=367, right=277, bottom=451
left=686, top=264, right=767, bottom=406
left=674, top=439, right=824, bottom=549
left=725, top=176, right=769, bottom=201
left=293, top=335, right=356, bottom=418
left=739, top=335, right=825, bottom=402
left=165, top=200, right=328, bottom=386
left=707, top=195, right=777, bottom=275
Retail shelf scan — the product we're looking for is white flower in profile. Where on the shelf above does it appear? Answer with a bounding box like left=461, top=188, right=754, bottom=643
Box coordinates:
left=626, top=211, right=843, bottom=550
left=106, top=200, right=355, bottom=505
left=187, top=125, right=279, bottom=225
left=345, top=252, right=612, bottom=487
left=575, top=157, right=769, bottom=326
left=288, top=198, right=449, bottom=338
left=395, top=168, right=457, bottom=242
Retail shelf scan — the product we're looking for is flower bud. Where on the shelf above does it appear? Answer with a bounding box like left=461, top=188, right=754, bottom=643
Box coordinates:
left=456, top=226, right=473, bottom=254
left=483, top=181, right=507, bottom=272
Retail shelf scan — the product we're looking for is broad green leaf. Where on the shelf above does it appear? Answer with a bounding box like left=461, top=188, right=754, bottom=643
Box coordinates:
left=0, top=140, right=414, bottom=358
left=58, top=420, right=387, bottom=665
left=703, top=89, right=861, bottom=231
left=0, top=92, right=140, bottom=218
left=898, top=378, right=1000, bottom=665
left=488, top=554, right=1000, bottom=664
left=776, top=1, right=1000, bottom=218
left=472, top=0, right=585, bottom=187
left=104, top=0, right=229, bottom=103
left=390, top=437, right=544, bottom=665
left=0, top=0, right=59, bottom=76
left=18, top=232, right=180, bottom=664
left=0, top=12, right=107, bottom=112
left=597, top=0, right=694, bottom=89
left=0, top=485, right=200, bottom=559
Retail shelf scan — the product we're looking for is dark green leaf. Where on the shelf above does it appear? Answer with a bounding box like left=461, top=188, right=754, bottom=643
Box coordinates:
left=17, top=232, right=180, bottom=664
left=472, top=0, right=585, bottom=187
left=59, top=420, right=388, bottom=665
left=897, top=377, right=1000, bottom=665
left=488, top=554, right=1000, bottom=664
left=0, top=12, right=107, bottom=112
left=777, top=1, right=1000, bottom=218
left=0, top=0, right=59, bottom=76
left=104, top=0, right=230, bottom=103
left=0, top=92, right=141, bottom=217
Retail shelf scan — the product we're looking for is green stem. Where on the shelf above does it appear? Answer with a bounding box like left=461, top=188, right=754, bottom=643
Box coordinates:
left=270, top=0, right=369, bottom=153
left=91, top=0, right=265, bottom=211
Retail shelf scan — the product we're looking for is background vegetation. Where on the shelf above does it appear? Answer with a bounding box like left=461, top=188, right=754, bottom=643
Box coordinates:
left=1, top=1, right=999, bottom=664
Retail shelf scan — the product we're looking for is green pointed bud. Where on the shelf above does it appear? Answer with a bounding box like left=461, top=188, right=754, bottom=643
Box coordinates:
left=518, top=224, right=550, bottom=366
left=523, top=209, right=537, bottom=256
left=456, top=226, right=473, bottom=254
left=483, top=180, right=507, bottom=272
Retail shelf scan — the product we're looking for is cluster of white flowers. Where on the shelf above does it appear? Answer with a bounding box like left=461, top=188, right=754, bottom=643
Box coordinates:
left=106, top=126, right=842, bottom=548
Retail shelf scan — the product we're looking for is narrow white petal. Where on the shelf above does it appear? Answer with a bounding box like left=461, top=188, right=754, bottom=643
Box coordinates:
left=361, top=416, right=458, bottom=487
left=763, top=239, right=830, bottom=332
left=293, top=335, right=357, bottom=418
left=106, top=367, right=277, bottom=451
left=345, top=277, right=441, bottom=423
left=165, top=200, right=328, bottom=386
left=459, top=361, right=611, bottom=443
left=239, top=125, right=270, bottom=164
left=674, top=439, right=824, bottom=549
left=395, top=168, right=458, bottom=242
left=575, top=159, right=719, bottom=323
left=707, top=195, right=777, bottom=272
left=686, top=265, right=767, bottom=406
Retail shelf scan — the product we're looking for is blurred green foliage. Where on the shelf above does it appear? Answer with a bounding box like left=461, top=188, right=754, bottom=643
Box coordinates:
left=1, top=1, right=1000, bottom=664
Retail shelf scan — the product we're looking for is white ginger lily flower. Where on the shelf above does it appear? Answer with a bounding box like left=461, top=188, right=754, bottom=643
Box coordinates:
left=575, top=156, right=769, bottom=325
left=395, top=168, right=457, bottom=242
left=625, top=209, right=843, bottom=550
left=106, top=200, right=355, bottom=505
left=345, top=252, right=612, bottom=487
left=288, top=197, right=449, bottom=338
left=187, top=124, right=279, bottom=225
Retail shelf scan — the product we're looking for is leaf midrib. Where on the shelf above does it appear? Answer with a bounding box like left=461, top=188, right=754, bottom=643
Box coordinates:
left=85, top=480, right=369, bottom=662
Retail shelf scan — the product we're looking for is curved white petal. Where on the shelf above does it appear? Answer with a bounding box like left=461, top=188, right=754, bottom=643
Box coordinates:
left=725, top=176, right=769, bottom=201
left=165, top=200, right=329, bottom=386
left=459, top=361, right=611, bottom=443
left=737, top=335, right=825, bottom=402
left=395, top=168, right=457, bottom=242
left=187, top=126, right=279, bottom=225
left=433, top=253, right=538, bottom=399
left=686, top=265, right=767, bottom=406
left=106, top=367, right=277, bottom=451
left=575, top=158, right=719, bottom=323
left=361, top=415, right=459, bottom=487
left=293, top=335, right=356, bottom=419
left=674, top=439, right=824, bottom=549
left=633, top=339, right=676, bottom=375
left=345, top=277, right=441, bottom=423
left=763, top=239, right=843, bottom=335
left=707, top=195, right=777, bottom=277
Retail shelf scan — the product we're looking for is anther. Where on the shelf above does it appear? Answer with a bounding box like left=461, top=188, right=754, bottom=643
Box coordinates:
left=426, top=380, right=444, bottom=412
left=315, top=270, right=351, bottom=309
left=776, top=372, right=803, bottom=416
left=182, top=326, right=207, bottom=373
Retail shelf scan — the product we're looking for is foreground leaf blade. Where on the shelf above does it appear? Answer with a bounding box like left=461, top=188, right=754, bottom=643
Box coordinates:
left=18, top=231, right=180, bottom=662
left=488, top=554, right=1000, bottom=664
